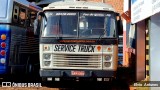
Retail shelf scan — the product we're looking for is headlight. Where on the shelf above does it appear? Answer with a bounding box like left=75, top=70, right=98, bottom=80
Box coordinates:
left=104, top=62, right=111, bottom=67
left=43, top=54, right=51, bottom=60
left=104, top=55, right=111, bottom=61
left=44, top=61, right=51, bottom=66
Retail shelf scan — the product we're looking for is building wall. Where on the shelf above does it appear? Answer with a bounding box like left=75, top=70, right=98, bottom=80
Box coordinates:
left=122, top=0, right=129, bottom=67
left=150, top=13, right=160, bottom=81
left=80, top=0, right=124, bottom=14
left=104, top=0, right=124, bottom=14
left=136, top=20, right=146, bottom=81
left=150, top=11, right=160, bottom=90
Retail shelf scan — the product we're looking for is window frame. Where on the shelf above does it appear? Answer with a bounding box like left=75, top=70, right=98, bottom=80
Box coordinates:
left=41, top=10, right=117, bottom=38
left=12, top=2, right=38, bottom=28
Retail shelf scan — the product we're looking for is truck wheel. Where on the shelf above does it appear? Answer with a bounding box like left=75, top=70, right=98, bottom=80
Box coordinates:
left=42, top=77, right=47, bottom=82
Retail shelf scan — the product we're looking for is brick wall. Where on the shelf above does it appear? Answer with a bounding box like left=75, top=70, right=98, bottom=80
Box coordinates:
left=105, top=0, right=124, bottom=14
left=80, top=0, right=124, bottom=14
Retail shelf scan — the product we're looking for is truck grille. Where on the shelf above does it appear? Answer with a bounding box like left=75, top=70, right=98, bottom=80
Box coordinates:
left=52, top=54, right=102, bottom=69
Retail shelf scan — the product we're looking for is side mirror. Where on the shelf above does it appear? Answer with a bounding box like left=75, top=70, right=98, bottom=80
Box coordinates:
left=34, top=12, right=45, bottom=36
left=116, top=14, right=123, bottom=35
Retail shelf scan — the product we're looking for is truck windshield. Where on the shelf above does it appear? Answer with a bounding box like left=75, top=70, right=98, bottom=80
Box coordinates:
left=42, top=11, right=116, bottom=38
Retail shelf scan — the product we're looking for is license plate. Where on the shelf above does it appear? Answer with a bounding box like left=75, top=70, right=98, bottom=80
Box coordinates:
left=71, top=71, right=85, bottom=76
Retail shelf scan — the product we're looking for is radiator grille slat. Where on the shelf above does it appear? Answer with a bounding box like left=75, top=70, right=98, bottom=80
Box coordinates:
left=52, top=54, right=102, bottom=69
left=53, top=60, right=100, bottom=62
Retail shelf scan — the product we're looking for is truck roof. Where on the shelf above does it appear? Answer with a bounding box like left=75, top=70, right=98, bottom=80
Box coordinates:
left=43, top=1, right=115, bottom=12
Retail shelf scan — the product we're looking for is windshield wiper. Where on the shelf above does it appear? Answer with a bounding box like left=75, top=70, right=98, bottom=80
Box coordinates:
left=96, top=29, right=105, bottom=44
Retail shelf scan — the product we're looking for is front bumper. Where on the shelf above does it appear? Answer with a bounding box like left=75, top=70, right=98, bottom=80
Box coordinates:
left=40, top=69, right=116, bottom=78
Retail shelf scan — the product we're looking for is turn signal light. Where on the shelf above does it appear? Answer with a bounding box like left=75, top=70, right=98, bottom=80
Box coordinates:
left=0, top=50, right=6, bottom=56
left=1, top=34, right=6, bottom=40
left=1, top=42, right=6, bottom=48
left=107, top=47, right=112, bottom=52
left=0, top=58, right=5, bottom=64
